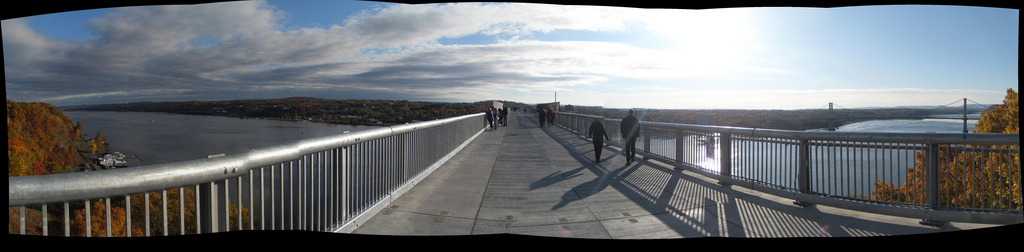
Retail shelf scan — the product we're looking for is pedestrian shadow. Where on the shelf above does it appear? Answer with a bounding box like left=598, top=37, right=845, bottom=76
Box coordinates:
left=536, top=121, right=990, bottom=238
left=538, top=124, right=648, bottom=211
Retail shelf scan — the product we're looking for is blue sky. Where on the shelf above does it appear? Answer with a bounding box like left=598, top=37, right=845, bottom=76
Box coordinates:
left=3, top=1, right=1018, bottom=109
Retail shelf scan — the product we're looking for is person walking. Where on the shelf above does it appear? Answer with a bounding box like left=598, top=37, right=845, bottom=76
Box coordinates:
left=491, top=107, right=500, bottom=130
left=620, top=109, right=640, bottom=165
left=538, top=107, right=547, bottom=127
left=484, top=108, right=494, bottom=130
left=588, top=118, right=610, bottom=162
left=500, top=106, right=509, bottom=126
left=546, top=107, right=555, bottom=127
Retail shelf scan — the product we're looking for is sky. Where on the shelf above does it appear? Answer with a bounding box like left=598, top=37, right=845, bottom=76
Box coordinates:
left=3, top=1, right=1018, bottom=110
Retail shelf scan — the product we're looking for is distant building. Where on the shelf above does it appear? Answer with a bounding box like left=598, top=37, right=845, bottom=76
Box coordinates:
left=536, top=102, right=560, bottom=111
left=97, top=152, right=128, bottom=168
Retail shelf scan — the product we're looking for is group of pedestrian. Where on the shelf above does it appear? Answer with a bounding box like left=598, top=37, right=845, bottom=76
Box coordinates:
left=485, top=106, right=510, bottom=130
left=537, top=107, right=555, bottom=127
left=500, top=105, right=640, bottom=165
left=587, top=109, right=640, bottom=165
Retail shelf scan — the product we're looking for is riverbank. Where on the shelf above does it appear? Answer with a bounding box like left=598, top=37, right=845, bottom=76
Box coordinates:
left=72, top=139, right=107, bottom=172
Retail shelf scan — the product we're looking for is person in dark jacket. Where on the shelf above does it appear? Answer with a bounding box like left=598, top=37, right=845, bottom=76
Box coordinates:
left=538, top=108, right=547, bottom=126
left=588, top=118, right=610, bottom=162
left=501, top=106, right=509, bottom=126
left=484, top=108, right=494, bottom=130
left=620, top=109, right=640, bottom=165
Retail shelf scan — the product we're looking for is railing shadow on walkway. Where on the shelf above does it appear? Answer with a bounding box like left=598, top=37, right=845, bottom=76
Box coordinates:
left=533, top=115, right=995, bottom=238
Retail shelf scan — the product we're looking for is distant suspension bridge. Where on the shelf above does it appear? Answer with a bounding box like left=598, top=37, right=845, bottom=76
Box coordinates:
left=818, top=98, right=990, bottom=132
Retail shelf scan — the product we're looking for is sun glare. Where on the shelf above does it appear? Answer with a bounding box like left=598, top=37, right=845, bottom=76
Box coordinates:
left=635, top=9, right=762, bottom=77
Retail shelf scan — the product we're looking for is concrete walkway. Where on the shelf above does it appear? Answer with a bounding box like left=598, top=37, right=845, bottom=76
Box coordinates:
left=350, top=110, right=1008, bottom=239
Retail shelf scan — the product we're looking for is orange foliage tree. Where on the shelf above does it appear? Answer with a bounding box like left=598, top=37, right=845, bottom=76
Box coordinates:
left=70, top=199, right=145, bottom=237
left=869, top=88, right=1020, bottom=210
left=7, top=100, right=83, bottom=176
left=66, top=188, right=258, bottom=236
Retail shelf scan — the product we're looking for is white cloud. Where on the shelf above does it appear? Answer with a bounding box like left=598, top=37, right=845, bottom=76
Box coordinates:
left=6, top=2, right=693, bottom=106
left=4, top=2, right=1014, bottom=109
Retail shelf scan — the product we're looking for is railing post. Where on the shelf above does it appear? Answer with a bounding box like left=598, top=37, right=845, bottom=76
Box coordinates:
left=705, top=133, right=715, bottom=158
left=718, top=133, right=732, bottom=185
left=581, top=116, right=588, bottom=135
left=577, top=116, right=583, bottom=132
left=574, top=115, right=580, bottom=132
left=579, top=116, right=585, bottom=132
left=675, top=128, right=685, bottom=169
left=198, top=180, right=225, bottom=233
left=340, top=146, right=349, bottom=229
left=643, top=125, right=651, bottom=156
left=925, top=143, right=940, bottom=209
left=794, top=139, right=814, bottom=206
left=921, top=143, right=945, bottom=226
left=199, top=181, right=220, bottom=233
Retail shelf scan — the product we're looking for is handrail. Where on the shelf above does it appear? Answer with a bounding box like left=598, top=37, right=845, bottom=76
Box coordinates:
left=641, top=120, right=1019, bottom=144
left=553, top=111, right=1021, bottom=225
left=9, top=113, right=483, bottom=206
left=9, top=112, right=487, bottom=236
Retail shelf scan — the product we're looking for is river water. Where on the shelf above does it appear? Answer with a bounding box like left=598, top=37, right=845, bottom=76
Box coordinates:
left=832, top=117, right=979, bottom=133
left=63, top=110, right=386, bottom=230
left=64, top=110, right=381, bottom=167
left=65, top=110, right=979, bottom=166
left=647, top=116, right=982, bottom=197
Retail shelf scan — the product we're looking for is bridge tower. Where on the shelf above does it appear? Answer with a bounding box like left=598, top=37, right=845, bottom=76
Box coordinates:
left=962, top=98, right=968, bottom=134
left=827, top=102, right=836, bottom=131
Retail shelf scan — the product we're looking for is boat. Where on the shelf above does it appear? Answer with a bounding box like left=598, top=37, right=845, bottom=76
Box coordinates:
left=97, top=152, right=129, bottom=168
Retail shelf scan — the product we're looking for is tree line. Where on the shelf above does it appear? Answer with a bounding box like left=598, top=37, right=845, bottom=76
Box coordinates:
left=62, top=97, right=495, bottom=126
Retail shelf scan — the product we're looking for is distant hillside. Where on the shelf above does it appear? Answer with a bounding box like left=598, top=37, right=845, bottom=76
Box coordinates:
left=561, top=105, right=991, bottom=131
left=62, top=97, right=491, bottom=126
left=7, top=100, right=88, bottom=176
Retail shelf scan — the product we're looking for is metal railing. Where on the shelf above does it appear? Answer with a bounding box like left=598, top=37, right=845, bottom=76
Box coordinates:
left=553, top=111, right=1021, bottom=225
left=9, top=113, right=487, bottom=236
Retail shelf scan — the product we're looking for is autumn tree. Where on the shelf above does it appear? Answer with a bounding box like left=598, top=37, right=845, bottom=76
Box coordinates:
left=7, top=100, right=83, bottom=176
left=65, top=188, right=257, bottom=236
left=89, top=131, right=108, bottom=153
left=869, top=88, right=1020, bottom=210
left=975, top=88, right=1019, bottom=134
left=73, top=121, right=83, bottom=139
left=70, top=199, right=144, bottom=237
